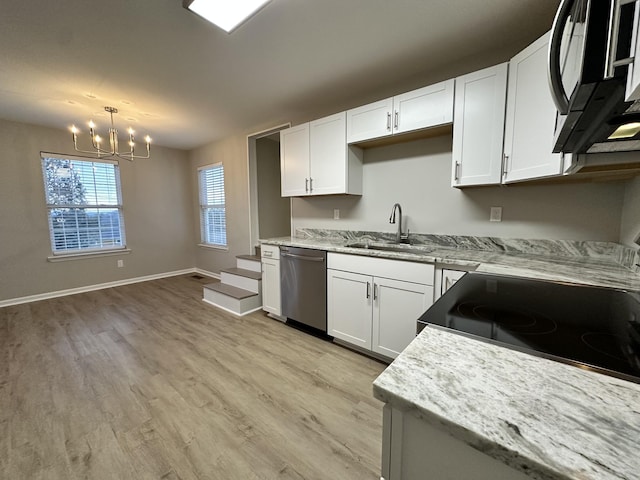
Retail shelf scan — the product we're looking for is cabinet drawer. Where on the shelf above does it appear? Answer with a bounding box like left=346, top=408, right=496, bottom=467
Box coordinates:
left=328, top=252, right=434, bottom=285
left=261, top=244, right=280, bottom=260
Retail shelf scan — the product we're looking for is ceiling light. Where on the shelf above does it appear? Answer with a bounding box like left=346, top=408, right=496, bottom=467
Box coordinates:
left=70, top=106, right=151, bottom=161
left=608, top=122, right=640, bottom=140
left=183, top=0, right=270, bottom=33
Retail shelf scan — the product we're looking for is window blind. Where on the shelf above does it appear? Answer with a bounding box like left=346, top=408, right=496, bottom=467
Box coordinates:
left=41, top=154, right=126, bottom=254
left=198, top=163, right=227, bottom=246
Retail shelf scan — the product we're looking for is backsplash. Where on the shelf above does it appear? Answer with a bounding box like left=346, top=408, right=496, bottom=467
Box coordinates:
left=295, top=228, right=639, bottom=269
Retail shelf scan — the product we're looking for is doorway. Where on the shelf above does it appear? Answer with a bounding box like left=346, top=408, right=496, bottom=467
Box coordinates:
left=247, top=125, right=291, bottom=251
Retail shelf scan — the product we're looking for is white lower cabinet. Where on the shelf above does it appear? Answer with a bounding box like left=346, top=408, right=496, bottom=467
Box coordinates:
left=327, top=253, right=434, bottom=359
left=381, top=405, right=532, bottom=480
left=261, top=245, right=281, bottom=316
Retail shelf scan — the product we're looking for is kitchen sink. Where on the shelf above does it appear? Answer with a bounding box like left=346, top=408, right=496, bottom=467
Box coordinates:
left=345, top=242, right=432, bottom=254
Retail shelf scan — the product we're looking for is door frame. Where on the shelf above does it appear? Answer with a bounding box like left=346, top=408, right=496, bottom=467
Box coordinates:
left=246, top=123, right=291, bottom=252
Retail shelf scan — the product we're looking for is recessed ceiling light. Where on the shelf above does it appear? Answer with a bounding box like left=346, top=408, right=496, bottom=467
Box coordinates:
left=183, top=0, right=270, bottom=33
left=85, top=93, right=97, bottom=99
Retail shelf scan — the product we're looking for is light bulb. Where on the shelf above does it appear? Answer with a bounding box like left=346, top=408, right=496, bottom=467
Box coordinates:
left=128, top=127, right=135, bottom=135
left=70, top=125, right=79, bottom=134
left=88, top=120, right=96, bottom=129
left=144, top=135, right=151, bottom=144
left=129, top=141, right=135, bottom=147
left=95, top=135, right=102, bottom=144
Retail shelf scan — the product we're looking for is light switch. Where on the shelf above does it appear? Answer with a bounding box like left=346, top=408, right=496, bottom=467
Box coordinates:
left=333, top=209, right=340, bottom=220
left=490, top=207, right=502, bottom=222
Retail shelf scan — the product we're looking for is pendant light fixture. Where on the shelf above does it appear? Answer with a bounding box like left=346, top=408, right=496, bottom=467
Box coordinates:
left=70, top=106, right=151, bottom=161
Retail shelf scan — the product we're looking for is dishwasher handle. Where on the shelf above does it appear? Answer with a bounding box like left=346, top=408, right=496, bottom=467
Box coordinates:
left=280, top=252, right=325, bottom=262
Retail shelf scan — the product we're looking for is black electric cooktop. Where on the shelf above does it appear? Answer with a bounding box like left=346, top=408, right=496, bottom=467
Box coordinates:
left=417, top=272, right=640, bottom=383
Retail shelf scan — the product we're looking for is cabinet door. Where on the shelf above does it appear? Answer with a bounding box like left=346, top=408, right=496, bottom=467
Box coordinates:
left=394, top=80, right=454, bottom=134
left=346, top=98, right=394, bottom=143
left=309, top=112, right=347, bottom=195
left=503, top=32, right=563, bottom=183
left=626, top=4, right=640, bottom=101
left=327, top=269, right=372, bottom=350
left=280, top=123, right=310, bottom=197
left=452, top=64, right=508, bottom=187
left=261, top=258, right=281, bottom=316
left=372, top=278, right=433, bottom=359
left=441, top=269, right=466, bottom=297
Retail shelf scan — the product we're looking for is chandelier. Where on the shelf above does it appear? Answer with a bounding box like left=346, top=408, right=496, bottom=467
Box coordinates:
left=70, top=106, right=151, bottom=161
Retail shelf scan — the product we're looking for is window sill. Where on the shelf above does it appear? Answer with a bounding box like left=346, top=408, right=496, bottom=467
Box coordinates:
left=47, top=248, right=132, bottom=262
left=198, top=243, right=229, bottom=251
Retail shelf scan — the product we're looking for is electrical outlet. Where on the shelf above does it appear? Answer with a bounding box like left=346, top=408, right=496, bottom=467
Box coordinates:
left=333, top=209, right=340, bottom=220
left=490, top=206, right=502, bottom=222
left=117, top=259, right=124, bottom=268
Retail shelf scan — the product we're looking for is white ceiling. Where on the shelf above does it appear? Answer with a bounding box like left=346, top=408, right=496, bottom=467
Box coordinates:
left=0, top=0, right=560, bottom=150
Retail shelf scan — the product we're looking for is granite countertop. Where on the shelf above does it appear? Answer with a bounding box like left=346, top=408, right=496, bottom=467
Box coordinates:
left=262, top=229, right=640, bottom=479
left=260, top=232, right=640, bottom=291
left=372, top=327, right=640, bottom=480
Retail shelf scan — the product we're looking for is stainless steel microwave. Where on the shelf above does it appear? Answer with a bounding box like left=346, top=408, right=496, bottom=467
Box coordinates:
left=548, top=0, right=640, bottom=154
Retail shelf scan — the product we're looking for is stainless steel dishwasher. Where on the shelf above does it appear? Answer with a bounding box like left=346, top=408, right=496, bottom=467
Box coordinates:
left=280, top=246, right=327, bottom=332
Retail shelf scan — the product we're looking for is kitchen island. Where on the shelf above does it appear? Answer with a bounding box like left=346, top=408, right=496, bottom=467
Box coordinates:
left=373, top=326, right=640, bottom=480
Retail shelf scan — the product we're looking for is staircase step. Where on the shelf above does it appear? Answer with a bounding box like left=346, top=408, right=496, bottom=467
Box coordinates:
left=221, top=267, right=262, bottom=280
left=203, top=283, right=262, bottom=316
left=236, top=254, right=261, bottom=262
left=236, top=255, right=262, bottom=273
left=204, top=282, right=257, bottom=300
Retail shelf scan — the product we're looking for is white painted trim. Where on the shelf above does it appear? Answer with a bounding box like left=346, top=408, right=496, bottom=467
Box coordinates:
left=194, top=268, right=221, bottom=280
left=47, top=248, right=132, bottom=262
left=202, top=298, right=262, bottom=317
left=0, top=268, right=196, bottom=308
left=197, top=243, right=229, bottom=251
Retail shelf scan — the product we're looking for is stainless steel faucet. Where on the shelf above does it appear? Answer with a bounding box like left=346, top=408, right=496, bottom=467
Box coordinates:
left=389, top=203, right=408, bottom=243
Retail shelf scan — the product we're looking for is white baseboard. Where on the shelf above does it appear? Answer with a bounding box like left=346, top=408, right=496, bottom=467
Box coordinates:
left=0, top=268, right=200, bottom=308
left=194, top=268, right=221, bottom=280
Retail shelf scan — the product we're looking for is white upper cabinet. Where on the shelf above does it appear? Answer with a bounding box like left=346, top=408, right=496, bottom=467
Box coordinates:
left=280, top=112, right=363, bottom=197
left=346, top=80, right=454, bottom=144
left=452, top=63, right=508, bottom=187
left=346, top=98, right=395, bottom=144
left=280, top=123, right=310, bottom=197
left=626, top=4, right=640, bottom=101
left=503, top=32, right=564, bottom=183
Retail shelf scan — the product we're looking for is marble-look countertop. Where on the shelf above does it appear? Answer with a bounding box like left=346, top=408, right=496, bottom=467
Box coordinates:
left=262, top=230, right=640, bottom=479
left=373, top=327, right=640, bottom=480
left=260, top=235, right=640, bottom=291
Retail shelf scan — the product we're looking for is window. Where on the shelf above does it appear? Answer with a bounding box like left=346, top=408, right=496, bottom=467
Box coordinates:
left=198, top=163, right=227, bottom=247
left=41, top=154, right=126, bottom=255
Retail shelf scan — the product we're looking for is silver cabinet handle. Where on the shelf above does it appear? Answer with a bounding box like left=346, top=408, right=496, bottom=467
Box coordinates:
left=305, top=178, right=309, bottom=193
left=309, top=177, right=313, bottom=192
left=386, top=112, right=392, bottom=131
left=454, top=162, right=461, bottom=181
left=394, top=111, right=399, bottom=130
left=605, top=0, right=637, bottom=79
left=366, top=281, right=371, bottom=299
left=503, top=154, right=509, bottom=176
left=373, top=283, right=378, bottom=301
left=548, top=0, right=573, bottom=114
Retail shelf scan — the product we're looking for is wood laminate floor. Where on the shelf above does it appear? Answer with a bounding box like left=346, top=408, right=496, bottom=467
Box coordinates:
left=0, top=275, right=387, bottom=479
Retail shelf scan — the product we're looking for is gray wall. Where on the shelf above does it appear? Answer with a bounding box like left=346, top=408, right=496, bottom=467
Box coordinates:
left=190, top=133, right=253, bottom=274
left=256, top=137, right=291, bottom=240
left=0, top=119, right=194, bottom=302
left=291, top=136, right=626, bottom=241
left=621, top=176, right=640, bottom=246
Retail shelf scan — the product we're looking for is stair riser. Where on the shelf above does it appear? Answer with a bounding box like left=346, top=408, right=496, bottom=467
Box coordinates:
left=203, top=288, right=262, bottom=316
left=221, top=272, right=261, bottom=293
left=237, top=258, right=261, bottom=273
